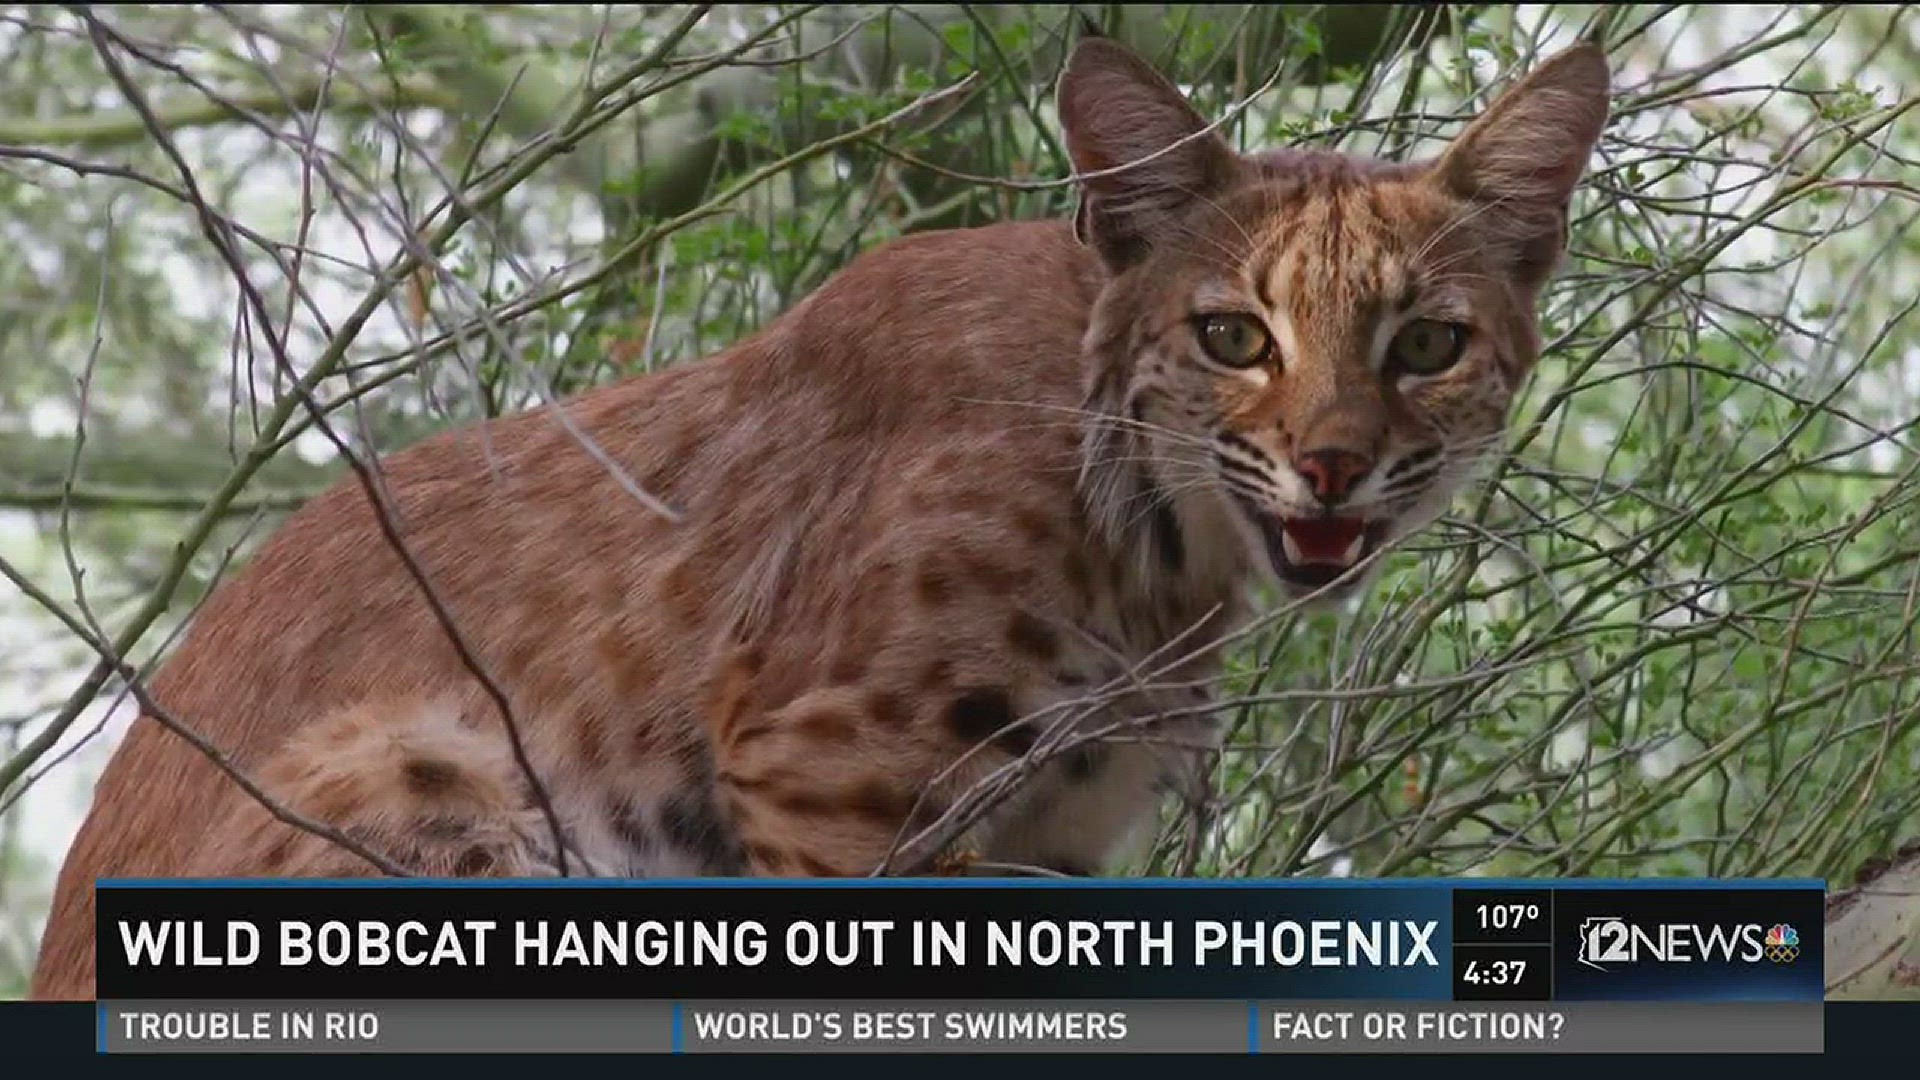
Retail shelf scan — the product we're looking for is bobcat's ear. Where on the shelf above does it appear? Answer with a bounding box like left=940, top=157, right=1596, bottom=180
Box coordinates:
left=1057, top=37, right=1239, bottom=270
left=1432, top=43, right=1611, bottom=286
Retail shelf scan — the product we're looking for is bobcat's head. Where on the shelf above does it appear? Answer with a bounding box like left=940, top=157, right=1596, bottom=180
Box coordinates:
left=1061, top=36, right=1609, bottom=602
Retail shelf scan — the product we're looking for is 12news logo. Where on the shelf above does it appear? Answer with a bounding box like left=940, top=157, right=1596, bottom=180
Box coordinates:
left=1577, top=919, right=1801, bottom=971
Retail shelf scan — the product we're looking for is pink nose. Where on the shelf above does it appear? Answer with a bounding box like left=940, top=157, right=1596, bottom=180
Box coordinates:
left=1293, top=448, right=1373, bottom=503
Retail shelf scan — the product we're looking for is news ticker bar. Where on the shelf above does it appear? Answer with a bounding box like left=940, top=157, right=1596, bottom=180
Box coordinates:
left=96, top=879, right=1827, bottom=1003
left=98, top=999, right=1823, bottom=1054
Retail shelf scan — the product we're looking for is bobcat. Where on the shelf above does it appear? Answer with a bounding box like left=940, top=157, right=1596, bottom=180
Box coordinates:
left=31, top=36, right=1609, bottom=998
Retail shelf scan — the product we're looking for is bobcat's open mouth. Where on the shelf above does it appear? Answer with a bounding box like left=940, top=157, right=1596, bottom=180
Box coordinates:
left=1233, top=496, right=1386, bottom=593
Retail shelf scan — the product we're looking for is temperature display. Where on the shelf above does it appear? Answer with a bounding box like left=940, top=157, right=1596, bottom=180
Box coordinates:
left=1475, top=901, right=1542, bottom=933
left=1453, top=888, right=1552, bottom=945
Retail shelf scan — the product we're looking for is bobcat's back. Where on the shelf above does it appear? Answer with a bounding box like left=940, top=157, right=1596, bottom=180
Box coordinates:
left=33, top=219, right=1120, bottom=998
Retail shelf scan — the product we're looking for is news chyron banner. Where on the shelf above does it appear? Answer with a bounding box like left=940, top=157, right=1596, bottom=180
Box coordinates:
left=94, top=879, right=1824, bottom=1055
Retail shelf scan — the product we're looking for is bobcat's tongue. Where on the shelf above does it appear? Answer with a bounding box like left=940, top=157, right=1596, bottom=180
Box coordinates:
left=1280, top=517, right=1369, bottom=567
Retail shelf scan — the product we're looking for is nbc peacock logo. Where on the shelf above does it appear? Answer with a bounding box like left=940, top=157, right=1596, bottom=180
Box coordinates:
left=1763, top=924, right=1800, bottom=963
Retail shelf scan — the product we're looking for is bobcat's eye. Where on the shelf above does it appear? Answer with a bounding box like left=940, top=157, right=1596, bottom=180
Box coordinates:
left=1387, top=319, right=1468, bottom=375
left=1195, top=314, right=1274, bottom=369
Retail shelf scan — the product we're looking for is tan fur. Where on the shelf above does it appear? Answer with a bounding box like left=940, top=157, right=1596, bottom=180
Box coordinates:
left=30, top=39, right=1609, bottom=999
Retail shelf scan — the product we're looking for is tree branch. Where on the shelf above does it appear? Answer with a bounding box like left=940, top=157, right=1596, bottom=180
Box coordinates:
left=1827, top=839, right=1920, bottom=998
left=0, top=73, right=454, bottom=148
left=0, top=432, right=338, bottom=494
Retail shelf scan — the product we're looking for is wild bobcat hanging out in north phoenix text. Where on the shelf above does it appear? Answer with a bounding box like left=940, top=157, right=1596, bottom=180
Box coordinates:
left=33, top=36, right=1610, bottom=998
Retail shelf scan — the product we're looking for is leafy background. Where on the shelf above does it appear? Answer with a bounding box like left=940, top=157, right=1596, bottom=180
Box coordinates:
left=2, top=4, right=1918, bottom=996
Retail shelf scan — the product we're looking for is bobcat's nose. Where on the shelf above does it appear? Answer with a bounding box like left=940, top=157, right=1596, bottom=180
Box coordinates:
left=1292, top=448, right=1374, bottom=505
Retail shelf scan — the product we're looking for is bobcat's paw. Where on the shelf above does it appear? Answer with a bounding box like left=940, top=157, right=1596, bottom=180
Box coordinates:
left=930, top=846, right=982, bottom=877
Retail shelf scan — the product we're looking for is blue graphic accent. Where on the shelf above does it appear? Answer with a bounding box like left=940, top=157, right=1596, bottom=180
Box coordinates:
left=672, top=1003, right=683, bottom=1053
left=1247, top=1001, right=1258, bottom=1053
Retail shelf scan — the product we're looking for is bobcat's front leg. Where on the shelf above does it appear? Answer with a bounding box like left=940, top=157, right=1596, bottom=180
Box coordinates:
left=711, top=680, right=969, bottom=876
left=184, top=694, right=561, bottom=879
